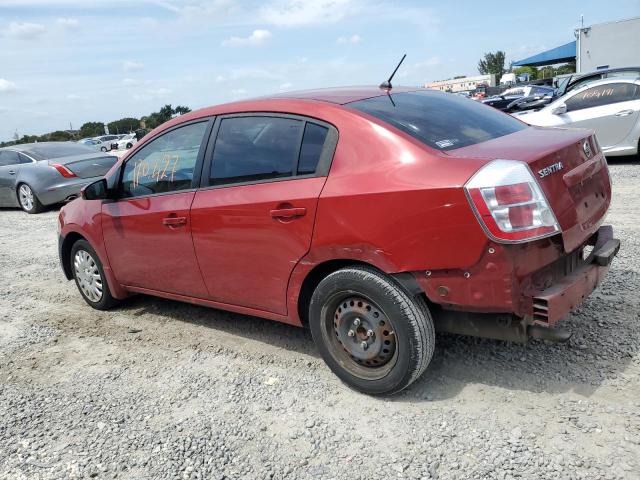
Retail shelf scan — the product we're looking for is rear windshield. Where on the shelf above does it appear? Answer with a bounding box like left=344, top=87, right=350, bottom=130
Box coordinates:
left=347, top=90, right=526, bottom=151
left=21, top=143, right=95, bottom=160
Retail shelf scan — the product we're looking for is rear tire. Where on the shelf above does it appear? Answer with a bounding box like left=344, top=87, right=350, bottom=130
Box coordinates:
left=100, top=146, right=107, bottom=152
left=309, top=266, right=435, bottom=395
left=17, top=183, right=43, bottom=214
left=70, top=240, right=119, bottom=310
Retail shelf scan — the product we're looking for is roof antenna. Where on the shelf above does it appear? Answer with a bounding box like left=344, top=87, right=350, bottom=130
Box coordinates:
left=379, top=54, right=406, bottom=90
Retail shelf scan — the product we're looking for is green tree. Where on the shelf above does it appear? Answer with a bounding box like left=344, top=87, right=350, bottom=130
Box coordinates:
left=478, top=51, right=506, bottom=79
left=108, top=117, right=140, bottom=135
left=47, top=130, right=73, bottom=141
left=513, top=66, right=538, bottom=81
left=554, top=63, right=576, bottom=76
left=79, top=122, right=105, bottom=138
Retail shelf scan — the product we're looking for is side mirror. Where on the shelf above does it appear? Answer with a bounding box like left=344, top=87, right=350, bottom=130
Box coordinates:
left=81, top=178, right=109, bottom=200
left=551, top=104, right=567, bottom=115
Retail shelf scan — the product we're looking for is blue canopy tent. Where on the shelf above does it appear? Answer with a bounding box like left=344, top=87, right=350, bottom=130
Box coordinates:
left=513, top=41, right=576, bottom=67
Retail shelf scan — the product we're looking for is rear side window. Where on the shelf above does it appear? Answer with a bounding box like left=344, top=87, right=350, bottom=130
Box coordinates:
left=565, top=83, right=639, bottom=112
left=348, top=91, right=526, bottom=151
left=298, top=123, right=329, bottom=174
left=120, top=121, right=207, bottom=198
left=0, top=151, right=21, bottom=166
left=210, top=116, right=303, bottom=185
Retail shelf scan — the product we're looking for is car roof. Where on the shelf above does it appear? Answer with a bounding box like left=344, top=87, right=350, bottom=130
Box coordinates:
left=3, top=142, right=68, bottom=153
left=266, top=85, right=421, bottom=105
left=569, top=76, right=640, bottom=91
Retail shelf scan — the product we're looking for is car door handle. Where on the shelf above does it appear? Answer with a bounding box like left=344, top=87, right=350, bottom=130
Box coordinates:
left=162, top=216, right=187, bottom=227
left=614, top=109, right=634, bottom=117
left=8, top=170, right=15, bottom=175
left=270, top=207, right=307, bottom=219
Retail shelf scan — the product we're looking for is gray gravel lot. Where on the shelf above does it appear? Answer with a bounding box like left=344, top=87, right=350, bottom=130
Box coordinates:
left=1, top=160, right=639, bottom=480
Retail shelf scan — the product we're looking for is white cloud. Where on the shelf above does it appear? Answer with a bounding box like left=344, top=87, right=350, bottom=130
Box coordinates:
left=123, top=60, right=144, bottom=71
left=132, top=87, right=172, bottom=101
left=6, top=22, right=46, bottom=39
left=122, top=78, right=142, bottom=86
left=231, top=88, right=247, bottom=95
left=261, top=0, right=355, bottom=26
left=279, top=82, right=293, bottom=90
left=0, top=79, right=17, bottom=92
left=66, top=94, right=81, bottom=100
left=222, top=29, right=272, bottom=47
left=414, top=56, right=441, bottom=68
left=337, top=34, right=361, bottom=45
left=56, top=18, right=80, bottom=29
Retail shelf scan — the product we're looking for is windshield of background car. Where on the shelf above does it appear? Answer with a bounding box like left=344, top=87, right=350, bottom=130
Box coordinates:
left=21, top=143, right=95, bottom=160
left=347, top=90, right=526, bottom=151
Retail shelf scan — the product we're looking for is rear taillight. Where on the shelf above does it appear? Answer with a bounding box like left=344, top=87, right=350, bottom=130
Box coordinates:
left=49, top=162, right=76, bottom=178
left=464, top=160, right=560, bottom=243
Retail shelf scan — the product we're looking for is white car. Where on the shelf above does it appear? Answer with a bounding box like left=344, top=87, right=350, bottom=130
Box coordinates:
left=112, top=133, right=138, bottom=151
left=514, top=78, right=640, bottom=157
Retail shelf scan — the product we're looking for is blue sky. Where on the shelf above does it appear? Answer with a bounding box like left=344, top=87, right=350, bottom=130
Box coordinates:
left=0, top=0, right=638, bottom=140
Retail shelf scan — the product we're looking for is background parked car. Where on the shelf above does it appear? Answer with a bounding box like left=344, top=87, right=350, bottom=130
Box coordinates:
left=93, top=134, right=120, bottom=151
left=505, top=92, right=555, bottom=112
left=0, top=142, right=117, bottom=213
left=514, top=78, right=640, bottom=156
left=78, top=138, right=109, bottom=151
left=482, top=85, right=555, bottom=111
left=111, top=133, right=138, bottom=150
left=555, top=66, right=640, bottom=97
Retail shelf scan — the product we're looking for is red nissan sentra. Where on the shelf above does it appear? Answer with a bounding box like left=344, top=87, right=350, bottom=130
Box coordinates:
left=58, top=86, right=619, bottom=394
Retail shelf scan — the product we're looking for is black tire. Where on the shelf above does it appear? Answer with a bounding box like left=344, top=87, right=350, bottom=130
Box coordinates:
left=100, top=146, right=107, bottom=152
left=309, top=266, right=435, bottom=395
left=70, top=239, right=119, bottom=310
left=126, top=143, right=132, bottom=149
left=17, top=183, right=44, bottom=214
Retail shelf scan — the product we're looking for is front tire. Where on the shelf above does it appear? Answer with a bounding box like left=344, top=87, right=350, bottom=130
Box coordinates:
left=70, top=240, right=119, bottom=310
left=100, top=146, right=107, bottom=152
left=309, top=266, right=435, bottom=395
left=17, top=183, right=43, bottom=214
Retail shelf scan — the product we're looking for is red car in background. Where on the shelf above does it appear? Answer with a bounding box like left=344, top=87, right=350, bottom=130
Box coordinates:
left=58, top=86, right=619, bottom=395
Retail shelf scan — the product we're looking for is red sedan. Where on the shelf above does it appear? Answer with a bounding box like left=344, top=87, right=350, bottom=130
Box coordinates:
left=58, top=86, right=619, bottom=394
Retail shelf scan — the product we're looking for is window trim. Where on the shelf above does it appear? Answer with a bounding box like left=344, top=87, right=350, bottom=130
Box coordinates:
left=199, top=112, right=338, bottom=190
left=115, top=117, right=215, bottom=200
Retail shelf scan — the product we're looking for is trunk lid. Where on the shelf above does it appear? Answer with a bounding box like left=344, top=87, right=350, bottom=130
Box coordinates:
left=50, top=153, right=118, bottom=178
left=450, top=127, right=612, bottom=251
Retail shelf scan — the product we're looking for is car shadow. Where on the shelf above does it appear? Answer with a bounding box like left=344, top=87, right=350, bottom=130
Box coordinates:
left=114, top=265, right=638, bottom=401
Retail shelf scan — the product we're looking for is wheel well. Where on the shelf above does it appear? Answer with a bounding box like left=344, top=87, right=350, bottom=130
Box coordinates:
left=297, top=259, right=378, bottom=327
left=60, top=232, right=85, bottom=280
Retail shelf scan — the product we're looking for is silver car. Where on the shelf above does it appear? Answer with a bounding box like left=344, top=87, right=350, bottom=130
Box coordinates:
left=0, top=142, right=117, bottom=213
left=513, top=78, right=640, bottom=157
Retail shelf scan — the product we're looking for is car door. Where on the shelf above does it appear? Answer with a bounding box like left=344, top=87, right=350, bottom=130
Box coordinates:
left=561, top=82, right=640, bottom=148
left=101, top=119, right=213, bottom=297
left=0, top=151, right=25, bottom=205
left=190, top=114, right=338, bottom=315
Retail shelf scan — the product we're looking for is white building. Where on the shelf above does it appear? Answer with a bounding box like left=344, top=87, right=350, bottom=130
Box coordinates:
left=576, top=16, right=640, bottom=73
left=425, top=74, right=496, bottom=93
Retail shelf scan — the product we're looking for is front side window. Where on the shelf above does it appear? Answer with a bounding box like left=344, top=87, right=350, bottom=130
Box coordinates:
left=209, top=116, right=303, bottom=185
left=348, top=91, right=526, bottom=151
left=120, top=121, right=207, bottom=198
left=565, top=83, right=639, bottom=112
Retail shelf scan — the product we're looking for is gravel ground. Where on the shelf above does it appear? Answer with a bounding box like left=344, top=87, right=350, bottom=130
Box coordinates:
left=1, top=159, right=639, bottom=480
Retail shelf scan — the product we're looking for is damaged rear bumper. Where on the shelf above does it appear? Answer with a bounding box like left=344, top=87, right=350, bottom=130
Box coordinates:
left=530, top=225, right=619, bottom=327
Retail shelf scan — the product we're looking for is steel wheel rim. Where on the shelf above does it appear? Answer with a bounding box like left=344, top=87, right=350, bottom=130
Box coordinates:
left=73, top=250, right=103, bottom=302
left=322, top=294, right=398, bottom=380
left=19, top=185, right=33, bottom=211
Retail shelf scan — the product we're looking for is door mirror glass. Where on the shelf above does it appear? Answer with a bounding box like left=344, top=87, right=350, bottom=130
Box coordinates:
left=551, top=104, right=567, bottom=115
left=82, top=178, right=109, bottom=200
